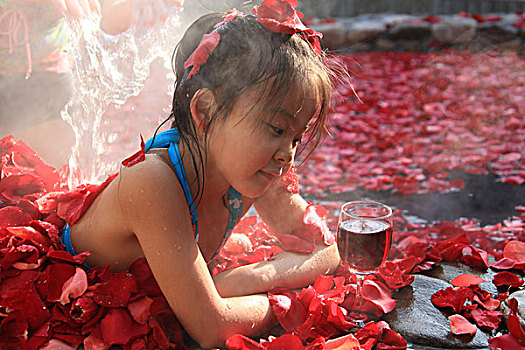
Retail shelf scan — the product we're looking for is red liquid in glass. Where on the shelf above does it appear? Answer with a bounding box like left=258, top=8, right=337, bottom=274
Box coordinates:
left=337, top=219, right=392, bottom=273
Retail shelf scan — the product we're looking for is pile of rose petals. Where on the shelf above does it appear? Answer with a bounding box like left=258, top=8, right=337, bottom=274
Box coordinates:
left=298, top=50, right=525, bottom=195
left=1, top=136, right=191, bottom=349
left=1, top=47, right=525, bottom=349
left=1, top=139, right=524, bottom=349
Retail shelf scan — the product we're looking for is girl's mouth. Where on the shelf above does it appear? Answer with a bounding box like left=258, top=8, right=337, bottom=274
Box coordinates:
left=258, top=170, right=278, bottom=181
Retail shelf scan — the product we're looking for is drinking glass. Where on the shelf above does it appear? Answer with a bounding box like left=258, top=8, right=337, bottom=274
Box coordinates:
left=337, top=200, right=393, bottom=322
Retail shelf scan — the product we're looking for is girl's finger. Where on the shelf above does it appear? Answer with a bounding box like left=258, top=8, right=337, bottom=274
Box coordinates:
left=143, top=5, right=155, bottom=26
left=77, top=0, right=91, bottom=16
left=167, top=0, right=184, bottom=8
left=88, top=0, right=101, bottom=14
left=50, top=0, right=67, bottom=14
left=65, top=0, right=85, bottom=17
left=131, top=0, right=143, bottom=27
left=154, top=0, right=169, bottom=23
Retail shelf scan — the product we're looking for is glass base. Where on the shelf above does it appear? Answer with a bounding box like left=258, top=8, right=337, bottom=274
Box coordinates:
left=348, top=310, right=368, bottom=324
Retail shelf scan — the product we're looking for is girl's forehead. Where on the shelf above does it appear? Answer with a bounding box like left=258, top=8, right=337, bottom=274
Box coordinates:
left=252, top=79, right=321, bottom=117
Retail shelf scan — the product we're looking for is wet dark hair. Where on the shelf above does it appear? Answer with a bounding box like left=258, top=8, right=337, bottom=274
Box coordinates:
left=162, top=12, right=335, bottom=205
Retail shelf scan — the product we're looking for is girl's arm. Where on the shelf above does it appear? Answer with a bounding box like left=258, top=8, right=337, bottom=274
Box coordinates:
left=212, top=179, right=341, bottom=298
left=118, top=157, right=277, bottom=349
left=100, top=0, right=182, bottom=35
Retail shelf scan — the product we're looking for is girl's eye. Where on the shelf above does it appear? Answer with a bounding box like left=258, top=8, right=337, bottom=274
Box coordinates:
left=292, top=137, right=303, bottom=147
left=270, top=125, right=284, bottom=135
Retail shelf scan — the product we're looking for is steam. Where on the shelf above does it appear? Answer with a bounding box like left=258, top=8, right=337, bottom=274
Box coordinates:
left=61, top=0, right=261, bottom=187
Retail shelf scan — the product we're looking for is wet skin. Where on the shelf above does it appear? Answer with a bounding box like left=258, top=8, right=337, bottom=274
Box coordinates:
left=69, top=82, right=340, bottom=348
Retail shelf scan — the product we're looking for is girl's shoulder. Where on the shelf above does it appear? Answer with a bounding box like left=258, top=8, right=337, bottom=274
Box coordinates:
left=118, top=152, right=179, bottom=194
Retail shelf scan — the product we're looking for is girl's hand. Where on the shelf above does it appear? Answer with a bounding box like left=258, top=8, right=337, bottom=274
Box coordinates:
left=100, top=0, right=182, bottom=35
left=50, top=0, right=101, bottom=18
left=130, top=0, right=181, bottom=28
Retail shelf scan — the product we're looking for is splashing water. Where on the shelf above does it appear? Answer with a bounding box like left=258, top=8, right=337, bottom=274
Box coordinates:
left=62, top=11, right=182, bottom=188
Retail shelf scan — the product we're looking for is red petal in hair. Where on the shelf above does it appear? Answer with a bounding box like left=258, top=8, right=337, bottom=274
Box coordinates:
left=184, top=32, right=221, bottom=80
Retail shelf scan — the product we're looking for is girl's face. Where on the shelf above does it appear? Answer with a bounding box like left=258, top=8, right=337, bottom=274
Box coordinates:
left=207, top=82, right=320, bottom=198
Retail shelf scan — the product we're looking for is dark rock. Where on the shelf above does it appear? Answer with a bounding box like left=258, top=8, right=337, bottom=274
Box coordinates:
left=348, top=42, right=373, bottom=53
left=477, top=21, right=519, bottom=43
left=432, top=17, right=477, bottom=44
left=347, top=20, right=386, bottom=43
left=501, top=290, right=525, bottom=328
left=313, top=22, right=348, bottom=50
left=382, top=14, right=416, bottom=28
left=403, top=40, right=424, bottom=52
left=388, top=21, right=432, bottom=40
left=497, top=38, right=523, bottom=53
left=375, top=38, right=397, bottom=51
left=421, top=261, right=498, bottom=296
left=384, top=275, right=490, bottom=349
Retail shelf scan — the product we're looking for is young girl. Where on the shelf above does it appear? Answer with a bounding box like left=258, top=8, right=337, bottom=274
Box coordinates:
left=61, top=2, right=341, bottom=348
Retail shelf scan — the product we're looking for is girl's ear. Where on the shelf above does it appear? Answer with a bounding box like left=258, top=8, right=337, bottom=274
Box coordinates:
left=190, top=89, right=216, bottom=131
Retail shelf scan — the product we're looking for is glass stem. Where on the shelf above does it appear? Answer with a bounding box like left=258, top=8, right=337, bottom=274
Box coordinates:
left=355, top=274, right=365, bottom=311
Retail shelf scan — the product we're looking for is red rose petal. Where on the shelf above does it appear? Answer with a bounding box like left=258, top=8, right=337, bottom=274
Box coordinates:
left=473, top=295, right=500, bottom=311
left=60, top=267, right=88, bottom=304
left=122, top=136, right=146, bottom=167
left=70, top=296, right=99, bottom=324
left=127, top=296, right=153, bottom=324
left=39, top=339, right=77, bottom=350
left=504, top=241, right=525, bottom=264
left=470, top=308, right=501, bottom=330
left=280, top=167, right=300, bottom=194
left=226, top=334, right=264, bottom=350
left=264, top=334, right=304, bottom=349
left=450, top=273, right=487, bottom=287
left=377, top=320, right=408, bottom=349
left=183, top=32, right=221, bottom=80
left=489, top=334, right=525, bottom=350
left=490, top=257, right=516, bottom=270
left=0, top=206, right=32, bottom=229
left=92, top=271, right=138, bottom=307
left=82, top=335, right=110, bottom=350
left=43, top=263, right=76, bottom=302
left=268, top=288, right=307, bottom=332
left=100, top=308, right=149, bottom=345
left=493, top=271, right=524, bottom=287
left=323, top=333, right=360, bottom=349
left=431, top=287, right=473, bottom=313
left=361, top=279, right=396, bottom=314
left=449, top=314, right=477, bottom=336
left=354, top=321, right=379, bottom=349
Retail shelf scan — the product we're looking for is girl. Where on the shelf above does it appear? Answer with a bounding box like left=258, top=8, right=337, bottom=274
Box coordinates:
left=62, top=2, right=341, bottom=348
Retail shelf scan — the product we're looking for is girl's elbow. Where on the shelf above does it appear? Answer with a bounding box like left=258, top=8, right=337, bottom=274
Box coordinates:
left=192, top=323, right=225, bottom=349
left=190, top=305, right=230, bottom=349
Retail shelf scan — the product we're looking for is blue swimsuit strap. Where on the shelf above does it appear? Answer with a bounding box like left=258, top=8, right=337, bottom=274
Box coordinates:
left=145, top=128, right=200, bottom=240
left=145, top=129, right=243, bottom=261
left=210, top=186, right=243, bottom=261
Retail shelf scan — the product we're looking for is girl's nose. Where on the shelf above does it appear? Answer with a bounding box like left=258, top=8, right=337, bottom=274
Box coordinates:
left=274, top=146, right=294, bottom=165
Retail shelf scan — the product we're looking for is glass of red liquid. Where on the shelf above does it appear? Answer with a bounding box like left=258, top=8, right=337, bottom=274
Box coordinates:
left=337, top=200, right=393, bottom=322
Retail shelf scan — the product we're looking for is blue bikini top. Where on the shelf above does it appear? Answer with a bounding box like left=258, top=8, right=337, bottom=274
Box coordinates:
left=145, top=128, right=243, bottom=262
